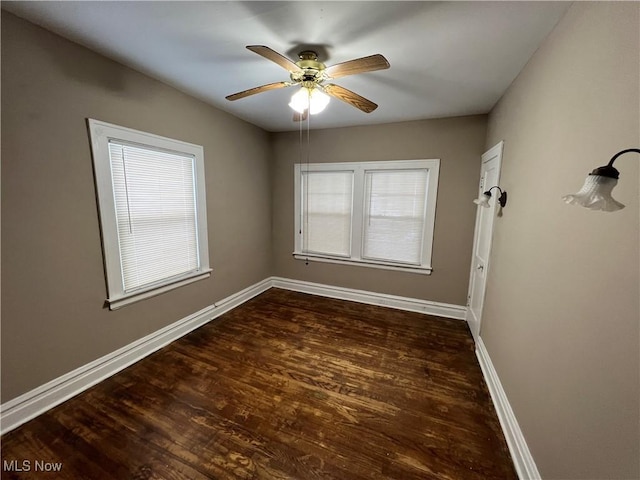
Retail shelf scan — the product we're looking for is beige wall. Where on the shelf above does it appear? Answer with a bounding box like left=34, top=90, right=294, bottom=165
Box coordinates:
left=1, top=13, right=273, bottom=402
left=271, top=116, right=487, bottom=305
left=483, top=2, right=639, bottom=479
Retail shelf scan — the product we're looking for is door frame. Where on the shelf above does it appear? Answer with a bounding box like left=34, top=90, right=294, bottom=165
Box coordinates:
left=466, top=140, right=504, bottom=343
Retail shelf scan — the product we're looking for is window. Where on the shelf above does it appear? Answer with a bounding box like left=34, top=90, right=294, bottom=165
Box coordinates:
left=89, top=119, right=210, bottom=309
left=294, top=159, right=439, bottom=274
left=302, top=170, right=353, bottom=257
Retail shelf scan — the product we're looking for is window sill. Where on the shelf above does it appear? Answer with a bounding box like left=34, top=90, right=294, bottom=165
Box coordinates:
left=107, top=269, right=212, bottom=310
left=292, top=253, right=432, bottom=275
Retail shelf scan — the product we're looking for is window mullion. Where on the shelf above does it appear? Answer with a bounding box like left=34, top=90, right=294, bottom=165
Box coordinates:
left=350, top=165, right=365, bottom=261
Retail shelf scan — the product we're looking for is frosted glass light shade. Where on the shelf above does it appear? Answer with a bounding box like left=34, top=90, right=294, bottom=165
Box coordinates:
left=289, top=88, right=309, bottom=113
left=308, top=88, right=330, bottom=114
left=473, top=193, right=491, bottom=208
left=562, top=174, right=625, bottom=212
left=289, top=87, right=330, bottom=115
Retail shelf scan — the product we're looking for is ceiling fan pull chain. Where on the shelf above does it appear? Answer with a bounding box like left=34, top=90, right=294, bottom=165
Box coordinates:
left=305, top=99, right=311, bottom=266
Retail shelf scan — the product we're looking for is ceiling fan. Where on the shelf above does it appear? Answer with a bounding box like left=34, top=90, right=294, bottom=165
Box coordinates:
left=226, top=45, right=390, bottom=119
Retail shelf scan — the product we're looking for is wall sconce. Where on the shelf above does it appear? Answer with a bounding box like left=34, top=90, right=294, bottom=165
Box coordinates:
left=474, top=186, right=507, bottom=208
left=562, top=148, right=640, bottom=212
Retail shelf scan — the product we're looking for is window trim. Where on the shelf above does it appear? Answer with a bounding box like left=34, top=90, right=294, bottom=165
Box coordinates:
left=293, top=159, right=439, bottom=274
left=88, top=119, right=211, bottom=310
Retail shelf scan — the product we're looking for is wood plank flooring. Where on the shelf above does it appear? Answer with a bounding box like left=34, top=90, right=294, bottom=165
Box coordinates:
left=1, top=288, right=517, bottom=479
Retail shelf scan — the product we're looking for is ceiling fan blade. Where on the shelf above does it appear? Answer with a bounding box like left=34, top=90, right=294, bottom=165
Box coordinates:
left=323, top=84, right=378, bottom=113
left=293, top=109, right=309, bottom=122
left=246, top=45, right=303, bottom=73
left=226, top=82, right=290, bottom=101
left=324, top=54, right=390, bottom=79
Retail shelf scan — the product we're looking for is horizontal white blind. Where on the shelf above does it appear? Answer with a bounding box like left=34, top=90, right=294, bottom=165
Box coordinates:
left=363, top=169, right=428, bottom=264
left=302, top=170, right=353, bottom=256
left=109, top=141, right=199, bottom=292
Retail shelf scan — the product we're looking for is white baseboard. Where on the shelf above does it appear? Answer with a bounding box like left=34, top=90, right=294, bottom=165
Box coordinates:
left=0, top=278, right=272, bottom=435
left=475, top=337, right=540, bottom=480
left=271, top=277, right=467, bottom=320
left=0, top=276, right=466, bottom=435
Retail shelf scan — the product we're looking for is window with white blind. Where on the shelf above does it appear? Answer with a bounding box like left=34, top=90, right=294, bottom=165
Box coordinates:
left=88, top=119, right=210, bottom=310
left=294, top=159, right=439, bottom=274
left=301, top=170, right=354, bottom=257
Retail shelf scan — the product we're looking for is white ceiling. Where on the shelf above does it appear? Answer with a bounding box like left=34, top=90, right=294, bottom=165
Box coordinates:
left=3, top=1, right=570, bottom=132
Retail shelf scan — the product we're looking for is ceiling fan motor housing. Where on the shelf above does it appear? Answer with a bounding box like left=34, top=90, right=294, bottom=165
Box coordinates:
left=291, top=50, right=325, bottom=84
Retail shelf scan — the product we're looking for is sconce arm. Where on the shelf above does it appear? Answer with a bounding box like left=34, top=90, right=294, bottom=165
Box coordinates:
left=607, top=148, right=640, bottom=166
left=594, top=148, right=640, bottom=179
left=484, top=186, right=504, bottom=197
left=483, top=186, right=508, bottom=208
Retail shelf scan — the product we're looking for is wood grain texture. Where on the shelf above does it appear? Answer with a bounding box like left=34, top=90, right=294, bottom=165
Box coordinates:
left=323, top=84, right=378, bottom=113
left=324, top=54, right=390, bottom=79
left=1, top=289, right=516, bottom=479
left=226, top=82, right=290, bottom=101
left=246, top=46, right=303, bottom=73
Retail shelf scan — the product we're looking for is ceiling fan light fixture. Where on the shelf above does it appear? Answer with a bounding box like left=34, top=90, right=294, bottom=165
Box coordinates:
left=227, top=45, right=389, bottom=120
left=288, top=87, right=308, bottom=114
left=289, top=87, right=330, bottom=115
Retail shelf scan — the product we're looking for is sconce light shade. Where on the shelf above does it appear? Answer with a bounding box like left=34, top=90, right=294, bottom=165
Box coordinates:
left=289, top=87, right=330, bottom=115
left=562, top=173, right=624, bottom=212
left=473, top=192, right=491, bottom=208
left=474, top=186, right=507, bottom=208
left=563, top=148, right=639, bottom=212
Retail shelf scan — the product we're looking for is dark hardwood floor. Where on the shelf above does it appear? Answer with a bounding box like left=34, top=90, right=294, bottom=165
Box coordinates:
left=1, top=288, right=517, bottom=479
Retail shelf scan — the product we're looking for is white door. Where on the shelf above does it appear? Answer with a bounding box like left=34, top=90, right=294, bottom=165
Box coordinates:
left=467, top=141, right=503, bottom=343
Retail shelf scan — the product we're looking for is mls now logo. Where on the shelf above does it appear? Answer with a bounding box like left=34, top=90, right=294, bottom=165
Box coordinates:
left=3, top=459, right=63, bottom=472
